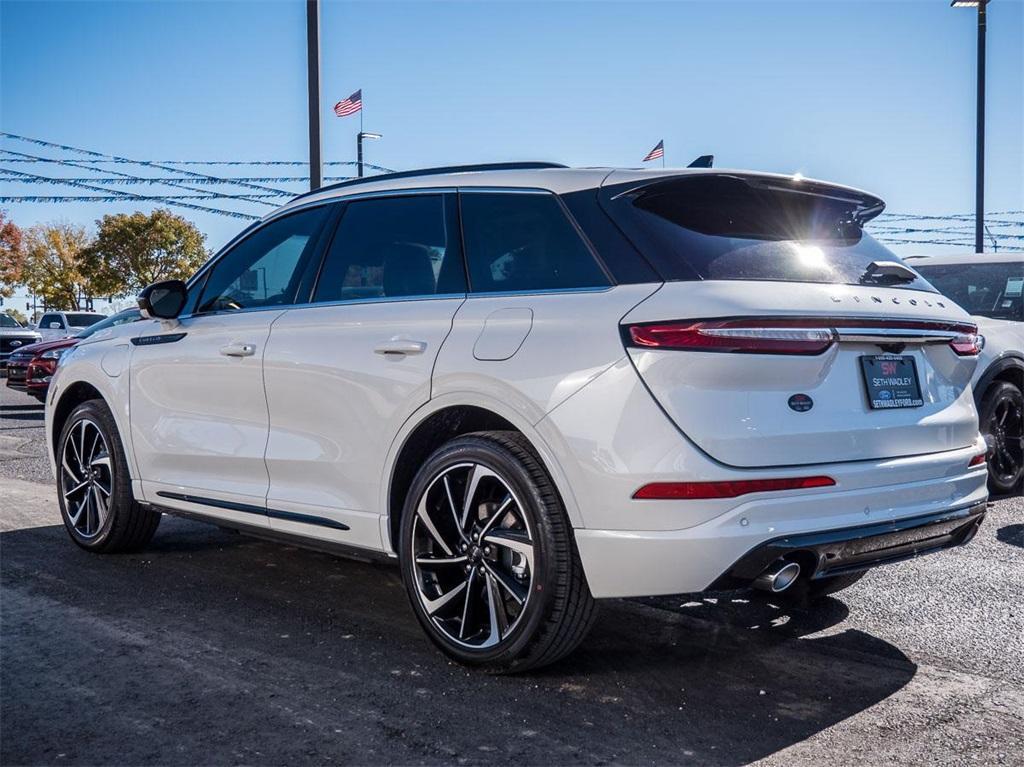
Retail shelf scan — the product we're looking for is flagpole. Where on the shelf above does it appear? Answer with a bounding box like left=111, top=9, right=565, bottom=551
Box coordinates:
left=662, top=140, right=665, bottom=169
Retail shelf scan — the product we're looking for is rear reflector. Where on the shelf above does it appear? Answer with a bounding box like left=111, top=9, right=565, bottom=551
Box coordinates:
left=968, top=452, right=987, bottom=468
left=632, top=476, right=836, bottom=500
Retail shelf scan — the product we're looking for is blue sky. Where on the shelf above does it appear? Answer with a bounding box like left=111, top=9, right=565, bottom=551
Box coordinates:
left=2, top=0, right=1022, bottom=269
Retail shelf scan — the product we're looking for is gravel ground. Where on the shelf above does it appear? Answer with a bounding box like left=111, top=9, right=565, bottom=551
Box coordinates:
left=2, top=386, right=1022, bottom=765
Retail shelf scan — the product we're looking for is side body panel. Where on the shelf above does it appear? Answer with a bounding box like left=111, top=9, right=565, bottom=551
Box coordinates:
left=261, top=297, right=464, bottom=549
left=431, top=285, right=658, bottom=427
left=129, top=312, right=283, bottom=524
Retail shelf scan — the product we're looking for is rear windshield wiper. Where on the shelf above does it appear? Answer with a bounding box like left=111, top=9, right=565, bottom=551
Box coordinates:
left=859, top=260, right=919, bottom=286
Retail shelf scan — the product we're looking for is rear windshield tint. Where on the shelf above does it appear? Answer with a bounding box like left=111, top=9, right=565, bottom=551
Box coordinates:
left=600, top=174, right=936, bottom=293
left=65, top=313, right=106, bottom=327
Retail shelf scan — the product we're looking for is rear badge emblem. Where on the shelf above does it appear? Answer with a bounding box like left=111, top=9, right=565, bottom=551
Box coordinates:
left=788, top=393, right=814, bottom=412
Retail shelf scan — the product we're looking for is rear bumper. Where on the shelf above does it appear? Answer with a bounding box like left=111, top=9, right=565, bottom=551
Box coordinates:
left=708, top=501, right=986, bottom=589
left=573, top=459, right=989, bottom=598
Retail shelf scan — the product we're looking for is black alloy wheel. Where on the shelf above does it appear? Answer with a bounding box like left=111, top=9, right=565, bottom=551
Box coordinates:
left=980, top=382, right=1024, bottom=495
left=57, top=399, right=162, bottom=552
left=399, top=431, right=596, bottom=672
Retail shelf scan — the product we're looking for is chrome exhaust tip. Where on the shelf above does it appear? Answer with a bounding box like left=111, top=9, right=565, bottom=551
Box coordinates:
left=753, top=561, right=802, bottom=593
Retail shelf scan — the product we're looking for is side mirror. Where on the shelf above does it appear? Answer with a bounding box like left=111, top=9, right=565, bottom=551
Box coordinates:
left=138, top=280, right=187, bottom=320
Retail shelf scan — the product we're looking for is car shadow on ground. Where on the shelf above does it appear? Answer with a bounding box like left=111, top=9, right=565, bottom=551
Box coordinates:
left=1, top=515, right=917, bottom=766
left=996, top=523, right=1024, bottom=549
left=0, top=402, right=44, bottom=423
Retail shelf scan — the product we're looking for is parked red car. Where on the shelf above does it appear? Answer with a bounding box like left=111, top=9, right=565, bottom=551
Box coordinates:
left=5, top=309, right=141, bottom=401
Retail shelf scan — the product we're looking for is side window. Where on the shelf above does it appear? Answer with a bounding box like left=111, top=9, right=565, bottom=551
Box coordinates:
left=460, top=192, right=609, bottom=293
left=41, top=314, right=63, bottom=329
left=197, top=206, right=330, bottom=313
left=313, top=195, right=464, bottom=303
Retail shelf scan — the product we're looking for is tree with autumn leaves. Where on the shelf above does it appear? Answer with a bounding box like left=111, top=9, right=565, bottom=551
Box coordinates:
left=0, top=209, right=208, bottom=310
left=0, top=211, right=26, bottom=300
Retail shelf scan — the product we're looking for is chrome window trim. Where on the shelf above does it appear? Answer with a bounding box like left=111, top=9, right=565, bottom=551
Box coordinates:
left=287, top=293, right=469, bottom=311
left=456, top=187, right=552, bottom=195
left=465, top=286, right=615, bottom=299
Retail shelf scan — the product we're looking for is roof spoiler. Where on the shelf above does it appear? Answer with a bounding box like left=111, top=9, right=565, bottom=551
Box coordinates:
left=608, top=172, right=886, bottom=224
left=687, top=155, right=714, bottom=168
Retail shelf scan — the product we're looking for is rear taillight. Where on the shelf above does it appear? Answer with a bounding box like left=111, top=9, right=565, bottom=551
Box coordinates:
left=625, top=317, right=980, bottom=357
left=968, top=452, right=987, bottom=468
left=950, top=332, right=983, bottom=356
left=632, top=476, right=836, bottom=500
left=627, top=320, right=836, bottom=355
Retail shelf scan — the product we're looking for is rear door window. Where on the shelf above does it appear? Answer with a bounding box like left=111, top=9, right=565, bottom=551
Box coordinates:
left=601, top=174, right=936, bottom=292
left=460, top=191, right=610, bottom=294
left=313, top=194, right=464, bottom=303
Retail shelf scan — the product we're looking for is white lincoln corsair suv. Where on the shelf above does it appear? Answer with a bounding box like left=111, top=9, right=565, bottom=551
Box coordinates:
left=46, top=163, right=989, bottom=672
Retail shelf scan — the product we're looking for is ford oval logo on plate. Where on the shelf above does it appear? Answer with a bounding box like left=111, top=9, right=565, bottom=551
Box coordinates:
left=788, top=393, right=813, bottom=412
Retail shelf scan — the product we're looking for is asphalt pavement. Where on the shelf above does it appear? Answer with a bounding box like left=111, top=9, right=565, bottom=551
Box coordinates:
left=2, top=385, right=1022, bottom=766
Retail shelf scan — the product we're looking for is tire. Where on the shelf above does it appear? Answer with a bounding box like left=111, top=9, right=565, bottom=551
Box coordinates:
left=56, top=399, right=161, bottom=552
left=399, top=431, right=596, bottom=673
left=775, top=571, right=867, bottom=606
left=979, top=381, right=1024, bottom=496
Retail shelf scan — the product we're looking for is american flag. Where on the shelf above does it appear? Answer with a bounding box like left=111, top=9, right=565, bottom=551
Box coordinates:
left=643, top=140, right=664, bottom=162
left=334, top=89, right=363, bottom=118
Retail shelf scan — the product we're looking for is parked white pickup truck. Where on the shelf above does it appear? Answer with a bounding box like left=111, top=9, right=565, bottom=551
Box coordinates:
left=33, top=311, right=107, bottom=343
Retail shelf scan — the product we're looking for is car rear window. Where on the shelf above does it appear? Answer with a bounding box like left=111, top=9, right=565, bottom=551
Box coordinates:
left=65, top=313, right=105, bottom=327
left=600, top=174, right=937, bottom=293
left=914, top=261, right=1023, bottom=320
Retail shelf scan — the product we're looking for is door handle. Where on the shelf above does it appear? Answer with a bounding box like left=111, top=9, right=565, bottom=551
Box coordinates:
left=374, top=340, right=427, bottom=356
left=220, top=342, right=256, bottom=358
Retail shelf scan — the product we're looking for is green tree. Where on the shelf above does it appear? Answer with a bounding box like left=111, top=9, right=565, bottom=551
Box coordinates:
left=0, top=211, right=26, bottom=299
left=85, top=209, right=208, bottom=297
left=21, top=222, right=96, bottom=311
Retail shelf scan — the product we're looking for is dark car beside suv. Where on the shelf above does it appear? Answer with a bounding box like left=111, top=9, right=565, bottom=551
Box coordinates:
left=6, top=309, right=141, bottom=401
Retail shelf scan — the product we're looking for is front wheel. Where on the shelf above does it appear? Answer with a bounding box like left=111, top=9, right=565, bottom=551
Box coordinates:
left=979, top=382, right=1024, bottom=496
left=399, top=431, right=596, bottom=673
left=56, top=399, right=161, bottom=552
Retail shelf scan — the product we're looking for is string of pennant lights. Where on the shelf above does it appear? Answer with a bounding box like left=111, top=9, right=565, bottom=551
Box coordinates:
left=2, top=134, right=1021, bottom=251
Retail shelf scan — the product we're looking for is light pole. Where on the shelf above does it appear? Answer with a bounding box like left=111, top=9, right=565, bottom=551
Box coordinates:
left=951, top=0, right=989, bottom=253
left=305, top=0, right=322, bottom=191
left=357, top=132, right=382, bottom=178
